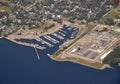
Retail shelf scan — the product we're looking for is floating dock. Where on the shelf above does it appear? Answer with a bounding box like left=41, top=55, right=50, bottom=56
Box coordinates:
left=51, top=33, right=64, bottom=39
left=43, top=35, right=59, bottom=44
left=35, top=37, right=54, bottom=47
left=59, top=29, right=66, bottom=34
left=56, top=31, right=66, bottom=37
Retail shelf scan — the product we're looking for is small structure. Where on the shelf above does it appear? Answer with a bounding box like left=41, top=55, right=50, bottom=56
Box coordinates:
left=71, top=48, right=77, bottom=53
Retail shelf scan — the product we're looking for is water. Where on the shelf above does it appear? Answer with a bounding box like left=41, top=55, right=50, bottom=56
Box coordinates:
left=0, top=39, right=120, bottom=84
left=0, top=25, right=120, bottom=84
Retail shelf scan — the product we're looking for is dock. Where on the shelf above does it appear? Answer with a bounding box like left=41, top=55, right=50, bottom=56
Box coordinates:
left=43, top=35, right=59, bottom=44
left=35, top=37, right=54, bottom=47
left=59, top=29, right=66, bottom=34
left=56, top=31, right=66, bottom=37
left=34, top=46, right=40, bottom=60
left=51, top=33, right=64, bottom=39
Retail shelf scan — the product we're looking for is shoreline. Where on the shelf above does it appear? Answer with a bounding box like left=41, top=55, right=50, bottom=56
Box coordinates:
left=0, top=23, right=117, bottom=70
left=47, top=54, right=111, bottom=70
left=0, top=33, right=114, bottom=70
left=5, top=37, right=37, bottom=49
left=0, top=36, right=4, bottom=39
left=5, top=22, right=82, bottom=50
left=4, top=23, right=64, bottom=50
left=0, top=37, right=115, bottom=70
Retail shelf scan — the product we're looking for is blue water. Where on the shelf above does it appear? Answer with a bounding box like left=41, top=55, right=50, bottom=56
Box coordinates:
left=0, top=39, right=120, bottom=84
left=0, top=25, right=120, bottom=84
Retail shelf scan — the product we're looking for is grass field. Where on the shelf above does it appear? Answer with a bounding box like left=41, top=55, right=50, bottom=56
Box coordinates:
left=39, top=22, right=52, bottom=30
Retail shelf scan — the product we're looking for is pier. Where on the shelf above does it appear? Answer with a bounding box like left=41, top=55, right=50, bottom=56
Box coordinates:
left=43, top=35, right=59, bottom=44
left=59, top=29, right=66, bottom=34
left=51, top=33, right=64, bottom=40
left=35, top=37, right=54, bottom=47
left=56, top=31, right=66, bottom=37
left=34, top=46, right=40, bottom=60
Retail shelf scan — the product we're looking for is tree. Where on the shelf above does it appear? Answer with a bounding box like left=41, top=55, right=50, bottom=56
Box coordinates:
left=118, top=23, right=120, bottom=27
left=105, top=18, right=115, bottom=26
left=103, top=47, right=120, bottom=65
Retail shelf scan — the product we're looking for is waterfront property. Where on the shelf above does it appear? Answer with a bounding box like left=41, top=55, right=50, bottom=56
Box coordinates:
left=56, top=25, right=120, bottom=69
left=12, top=25, right=79, bottom=51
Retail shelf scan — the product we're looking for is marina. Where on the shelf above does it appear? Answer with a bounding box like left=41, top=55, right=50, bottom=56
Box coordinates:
left=0, top=0, right=120, bottom=84
left=8, top=25, right=80, bottom=52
